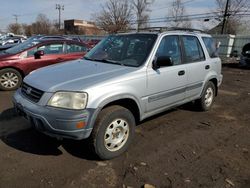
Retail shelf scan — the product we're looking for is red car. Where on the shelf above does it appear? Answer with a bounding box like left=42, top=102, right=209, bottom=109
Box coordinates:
left=0, top=38, right=89, bottom=90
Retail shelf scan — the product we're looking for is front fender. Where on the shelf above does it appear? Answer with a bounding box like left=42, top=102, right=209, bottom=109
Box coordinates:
left=86, top=85, right=144, bottom=119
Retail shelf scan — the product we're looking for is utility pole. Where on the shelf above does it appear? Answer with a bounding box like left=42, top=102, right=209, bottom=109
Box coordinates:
left=56, top=4, right=64, bottom=30
left=13, top=14, right=19, bottom=24
left=221, top=0, right=230, bottom=34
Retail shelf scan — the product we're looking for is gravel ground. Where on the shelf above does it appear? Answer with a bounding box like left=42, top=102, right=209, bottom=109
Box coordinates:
left=0, top=65, right=249, bottom=188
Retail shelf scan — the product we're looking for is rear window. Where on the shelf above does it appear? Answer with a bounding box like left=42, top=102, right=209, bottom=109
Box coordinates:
left=182, top=36, right=205, bottom=63
left=202, top=37, right=218, bottom=58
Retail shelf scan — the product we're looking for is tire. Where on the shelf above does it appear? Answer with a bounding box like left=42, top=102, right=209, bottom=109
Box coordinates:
left=90, top=105, right=135, bottom=160
left=0, top=68, right=22, bottom=91
left=196, top=81, right=216, bottom=111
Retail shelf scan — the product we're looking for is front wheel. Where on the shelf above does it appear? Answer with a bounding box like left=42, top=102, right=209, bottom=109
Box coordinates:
left=0, top=68, right=22, bottom=91
left=90, top=105, right=135, bottom=160
left=196, top=81, right=216, bottom=111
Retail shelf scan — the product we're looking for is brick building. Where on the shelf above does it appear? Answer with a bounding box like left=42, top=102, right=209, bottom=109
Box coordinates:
left=64, top=19, right=103, bottom=35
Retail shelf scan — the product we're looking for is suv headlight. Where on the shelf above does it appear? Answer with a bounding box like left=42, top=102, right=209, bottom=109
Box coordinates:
left=48, top=92, right=88, bottom=110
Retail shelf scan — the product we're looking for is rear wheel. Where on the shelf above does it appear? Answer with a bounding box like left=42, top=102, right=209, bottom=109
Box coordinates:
left=196, top=81, right=216, bottom=111
left=90, top=105, right=135, bottom=160
left=0, top=68, right=22, bottom=91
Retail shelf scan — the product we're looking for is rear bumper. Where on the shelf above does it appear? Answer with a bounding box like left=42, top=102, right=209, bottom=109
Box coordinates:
left=13, top=89, right=99, bottom=140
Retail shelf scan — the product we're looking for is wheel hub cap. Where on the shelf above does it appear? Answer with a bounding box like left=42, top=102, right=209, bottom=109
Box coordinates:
left=104, top=119, right=129, bottom=152
left=0, top=72, right=19, bottom=89
left=205, top=87, right=213, bottom=107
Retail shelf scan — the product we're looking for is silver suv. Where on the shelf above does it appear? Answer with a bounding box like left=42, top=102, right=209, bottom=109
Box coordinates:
left=13, top=29, right=223, bottom=159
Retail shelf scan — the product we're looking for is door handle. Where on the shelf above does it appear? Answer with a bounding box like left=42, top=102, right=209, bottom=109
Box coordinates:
left=178, top=70, right=185, bottom=76
left=205, top=65, right=210, bottom=70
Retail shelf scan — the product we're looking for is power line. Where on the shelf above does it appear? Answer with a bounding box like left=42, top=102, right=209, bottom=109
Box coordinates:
left=151, top=0, right=198, bottom=11
left=13, top=14, right=20, bottom=24
left=130, top=11, right=223, bottom=24
left=221, top=0, right=230, bottom=34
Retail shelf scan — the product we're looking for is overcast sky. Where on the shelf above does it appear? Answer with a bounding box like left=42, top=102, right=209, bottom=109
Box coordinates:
left=0, top=0, right=218, bottom=31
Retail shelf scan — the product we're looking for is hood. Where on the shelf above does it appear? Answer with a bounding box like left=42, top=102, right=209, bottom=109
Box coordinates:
left=24, top=59, right=136, bottom=92
left=0, top=53, right=18, bottom=61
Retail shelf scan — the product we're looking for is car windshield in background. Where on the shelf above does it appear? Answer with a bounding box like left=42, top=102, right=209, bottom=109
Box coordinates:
left=84, top=34, right=157, bottom=67
left=5, top=40, right=40, bottom=54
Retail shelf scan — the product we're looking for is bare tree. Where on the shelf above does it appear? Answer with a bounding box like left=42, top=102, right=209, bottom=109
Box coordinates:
left=9, top=14, right=61, bottom=36
left=94, top=0, right=133, bottom=33
left=7, top=23, right=23, bottom=34
left=31, top=14, right=53, bottom=34
left=215, top=0, right=250, bottom=34
left=22, top=24, right=33, bottom=36
left=168, top=0, right=192, bottom=28
left=131, top=0, right=153, bottom=30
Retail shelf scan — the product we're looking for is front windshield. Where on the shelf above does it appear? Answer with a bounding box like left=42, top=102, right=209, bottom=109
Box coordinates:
left=5, top=40, right=40, bottom=54
left=85, top=34, right=157, bottom=67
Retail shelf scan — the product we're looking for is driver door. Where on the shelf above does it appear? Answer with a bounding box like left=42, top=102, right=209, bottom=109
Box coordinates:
left=23, top=42, right=65, bottom=73
left=146, top=35, right=187, bottom=112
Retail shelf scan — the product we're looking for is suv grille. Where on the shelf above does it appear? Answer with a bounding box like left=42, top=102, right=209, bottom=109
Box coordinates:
left=21, top=83, right=44, bottom=103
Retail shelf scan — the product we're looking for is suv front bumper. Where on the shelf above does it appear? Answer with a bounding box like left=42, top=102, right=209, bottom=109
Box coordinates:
left=13, top=89, right=98, bottom=140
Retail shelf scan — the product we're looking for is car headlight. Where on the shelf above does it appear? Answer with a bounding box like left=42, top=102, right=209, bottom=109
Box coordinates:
left=48, top=92, right=88, bottom=110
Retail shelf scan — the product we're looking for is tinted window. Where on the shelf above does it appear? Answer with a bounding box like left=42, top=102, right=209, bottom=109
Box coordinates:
left=66, top=44, right=87, bottom=53
left=85, top=34, right=157, bottom=67
left=202, top=37, right=218, bottom=58
left=37, top=43, right=63, bottom=55
left=156, top=35, right=181, bottom=65
left=5, top=40, right=40, bottom=54
left=182, top=36, right=205, bottom=63
left=27, top=48, right=37, bottom=57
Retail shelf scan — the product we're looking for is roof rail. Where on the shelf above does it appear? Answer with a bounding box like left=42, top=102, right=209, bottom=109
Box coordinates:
left=120, top=27, right=204, bottom=33
left=168, top=27, right=204, bottom=33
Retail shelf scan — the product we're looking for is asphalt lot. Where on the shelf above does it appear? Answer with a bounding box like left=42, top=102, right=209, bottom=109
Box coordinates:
left=0, top=65, right=250, bottom=188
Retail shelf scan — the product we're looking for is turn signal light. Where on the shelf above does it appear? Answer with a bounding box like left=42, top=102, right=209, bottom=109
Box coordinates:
left=76, top=121, right=85, bottom=129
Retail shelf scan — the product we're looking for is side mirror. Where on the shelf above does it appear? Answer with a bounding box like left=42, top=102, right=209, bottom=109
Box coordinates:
left=153, top=56, right=173, bottom=70
left=34, top=50, right=44, bottom=59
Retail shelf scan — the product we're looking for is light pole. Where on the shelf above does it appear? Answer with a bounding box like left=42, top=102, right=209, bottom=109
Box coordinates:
left=56, top=4, right=64, bottom=30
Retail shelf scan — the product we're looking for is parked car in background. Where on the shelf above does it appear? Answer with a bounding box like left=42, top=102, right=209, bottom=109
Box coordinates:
left=0, top=38, right=90, bottom=90
left=0, top=43, right=18, bottom=52
left=0, top=33, right=27, bottom=52
left=85, top=39, right=101, bottom=48
left=0, top=36, right=26, bottom=46
left=239, top=43, right=250, bottom=67
left=27, top=35, right=82, bottom=42
left=0, top=33, right=26, bottom=43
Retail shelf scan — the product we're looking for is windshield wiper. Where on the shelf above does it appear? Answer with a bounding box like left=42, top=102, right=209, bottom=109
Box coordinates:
left=84, top=57, right=124, bottom=66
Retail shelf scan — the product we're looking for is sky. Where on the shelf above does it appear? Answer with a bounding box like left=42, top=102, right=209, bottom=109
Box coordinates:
left=0, top=0, right=218, bottom=32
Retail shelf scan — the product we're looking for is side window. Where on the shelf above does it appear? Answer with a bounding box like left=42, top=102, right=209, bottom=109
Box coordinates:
left=27, top=48, right=37, bottom=57
left=202, top=37, right=218, bottom=58
left=182, top=36, right=205, bottom=63
left=156, top=35, right=181, bottom=65
left=37, top=43, right=63, bottom=55
left=67, top=44, right=87, bottom=53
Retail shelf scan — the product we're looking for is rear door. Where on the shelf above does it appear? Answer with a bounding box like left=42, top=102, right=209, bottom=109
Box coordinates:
left=181, top=35, right=207, bottom=99
left=146, top=35, right=187, bottom=112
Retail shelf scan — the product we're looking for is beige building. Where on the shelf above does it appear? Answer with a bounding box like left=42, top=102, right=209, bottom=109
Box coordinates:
left=64, top=19, right=103, bottom=35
